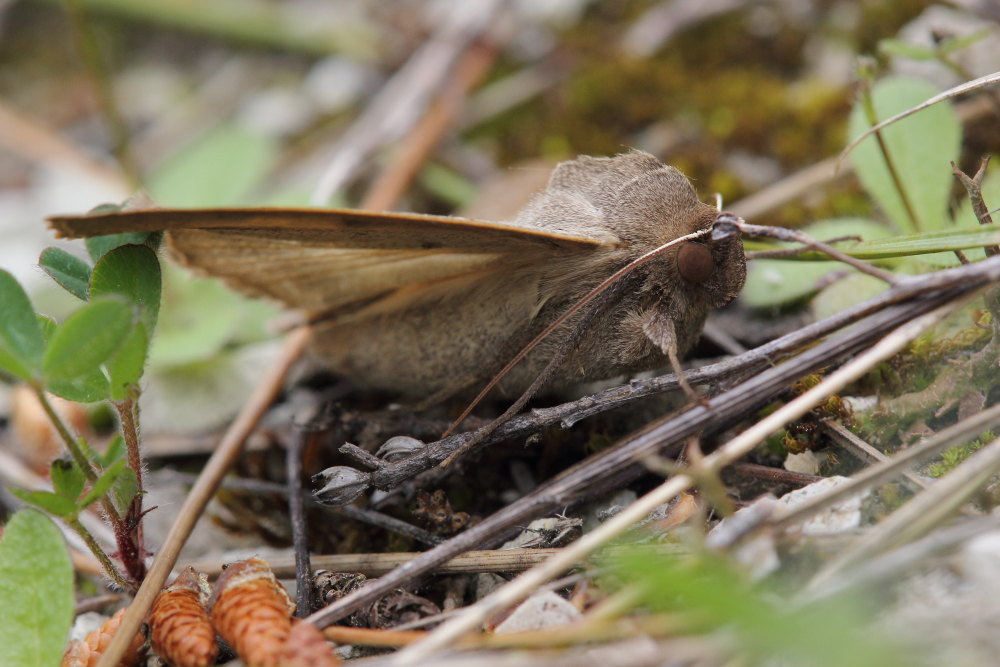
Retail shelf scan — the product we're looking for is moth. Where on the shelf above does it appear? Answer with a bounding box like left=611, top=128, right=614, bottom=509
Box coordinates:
left=48, top=150, right=747, bottom=401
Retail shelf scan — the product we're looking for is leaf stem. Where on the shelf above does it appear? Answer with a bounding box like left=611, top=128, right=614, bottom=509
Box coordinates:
left=113, top=395, right=145, bottom=561
left=67, top=517, right=133, bottom=591
left=113, top=397, right=143, bottom=494
left=34, top=389, right=128, bottom=538
left=34, top=389, right=98, bottom=483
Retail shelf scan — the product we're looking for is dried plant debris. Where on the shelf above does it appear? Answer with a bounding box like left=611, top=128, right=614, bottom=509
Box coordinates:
left=501, top=516, right=583, bottom=549
left=412, top=489, right=471, bottom=536
left=358, top=588, right=442, bottom=630
left=61, top=608, right=145, bottom=667
left=209, top=557, right=296, bottom=667
left=312, top=570, right=440, bottom=629
left=148, top=568, right=217, bottom=667
left=312, top=571, right=369, bottom=614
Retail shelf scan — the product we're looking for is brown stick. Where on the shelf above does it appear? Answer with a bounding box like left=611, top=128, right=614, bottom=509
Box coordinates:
left=322, top=612, right=692, bottom=649
left=182, top=545, right=680, bottom=580
left=287, top=427, right=312, bottom=617
left=362, top=38, right=498, bottom=211
left=821, top=420, right=929, bottom=491
left=953, top=157, right=998, bottom=257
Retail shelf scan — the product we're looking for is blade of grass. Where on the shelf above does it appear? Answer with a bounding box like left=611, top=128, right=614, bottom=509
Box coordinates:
left=743, top=223, right=1000, bottom=260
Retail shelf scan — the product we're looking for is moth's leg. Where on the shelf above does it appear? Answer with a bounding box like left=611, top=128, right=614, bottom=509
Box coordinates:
left=640, top=308, right=703, bottom=404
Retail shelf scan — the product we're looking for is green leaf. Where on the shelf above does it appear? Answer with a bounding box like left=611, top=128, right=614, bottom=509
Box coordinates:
left=0, top=346, right=32, bottom=383
left=938, top=29, right=991, bottom=55
left=812, top=272, right=889, bottom=321
left=108, top=468, right=139, bottom=515
left=49, top=459, right=85, bottom=501
left=62, top=439, right=127, bottom=507
left=78, top=200, right=156, bottom=262
left=620, top=549, right=898, bottom=666
left=38, top=248, right=91, bottom=301
left=36, top=312, right=112, bottom=401
left=106, top=324, right=150, bottom=400
left=743, top=258, right=842, bottom=308
left=79, top=459, right=128, bottom=509
left=742, top=218, right=891, bottom=308
left=42, top=297, right=134, bottom=383
left=149, top=122, right=278, bottom=207
left=36, top=314, right=55, bottom=340
left=877, top=38, right=936, bottom=61
left=8, top=489, right=77, bottom=518
left=89, top=244, right=161, bottom=335
left=85, top=233, right=152, bottom=264
left=848, top=76, right=961, bottom=233
left=0, top=510, right=74, bottom=667
left=46, top=371, right=110, bottom=403
left=150, top=267, right=277, bottom=366
left=419, top=163, right=477, bottom=207
left=0, top=269, right=44, bottom=381
left=96, top=434, right=125, bottom=468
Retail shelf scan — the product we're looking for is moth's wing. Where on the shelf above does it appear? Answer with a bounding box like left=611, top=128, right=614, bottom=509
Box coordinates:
left=48, top=207, right=616, bottom=318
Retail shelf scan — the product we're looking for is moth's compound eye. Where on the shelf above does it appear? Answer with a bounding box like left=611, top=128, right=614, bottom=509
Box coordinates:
left=676, top=242, right=714, bottom=283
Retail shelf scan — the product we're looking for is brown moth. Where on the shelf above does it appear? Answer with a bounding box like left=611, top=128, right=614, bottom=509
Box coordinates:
left=48, top=150, right=746, bottom=400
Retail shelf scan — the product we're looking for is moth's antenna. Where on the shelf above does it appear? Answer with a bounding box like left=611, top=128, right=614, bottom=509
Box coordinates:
left=441, top=225, right=715, bottom=438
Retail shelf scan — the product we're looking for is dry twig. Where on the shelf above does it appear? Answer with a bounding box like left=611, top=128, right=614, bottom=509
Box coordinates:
left=182, top=545, right=678, bottom=580
left=392, top=297, right=972, bottom=662
left=840, top=71, right=1000, bottom=163
left=287, top=427, right=312, bottom=618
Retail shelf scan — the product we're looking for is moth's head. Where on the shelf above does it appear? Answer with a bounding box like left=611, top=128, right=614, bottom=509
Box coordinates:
left=671, top=211, right=746, bottom=308
left=623, top=199, right=746, bottom=309
left=578, top=151, right=747, bottom=307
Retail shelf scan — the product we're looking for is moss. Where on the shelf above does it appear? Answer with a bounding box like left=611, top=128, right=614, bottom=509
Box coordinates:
left=862, top=310, right=993, bottom=400
left=925, top=431, right=994, bottom=478
left=469, top=0, right=931, bottom=234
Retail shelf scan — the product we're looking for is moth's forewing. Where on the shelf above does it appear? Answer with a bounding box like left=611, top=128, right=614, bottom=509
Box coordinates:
left=47, top=208, right=608, bottom=250
left=48, top=208, right=612, bottom=318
